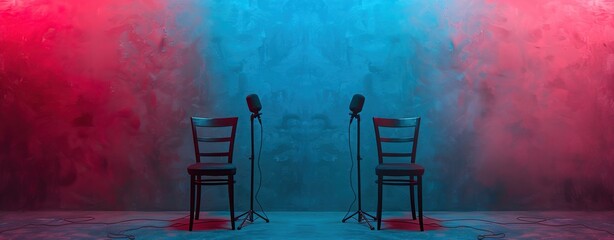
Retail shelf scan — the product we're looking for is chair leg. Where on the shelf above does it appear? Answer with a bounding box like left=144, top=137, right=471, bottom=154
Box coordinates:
left=377, top=176, right=383, bottom=230
left=418, top=176, right=424, bottom=231
left=228, top=176, right=235, bottom=230
left=189, top=175, right=195, bottom=231
left=410, top=183, right=416, bottom=220
left=195, top=176, right=202, bottom=220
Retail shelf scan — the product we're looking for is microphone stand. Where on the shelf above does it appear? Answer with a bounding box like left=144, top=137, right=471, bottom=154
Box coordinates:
left=342, top=113, right=376, bottom=230
left=236, top=112, right=269, bottom=230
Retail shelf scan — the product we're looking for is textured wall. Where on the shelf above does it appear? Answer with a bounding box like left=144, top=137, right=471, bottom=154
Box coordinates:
left=1, top=0, right=613, bottom=211
left=0, top=0, right=204, bottom=210
left=450, top=0, right=614, bottom=210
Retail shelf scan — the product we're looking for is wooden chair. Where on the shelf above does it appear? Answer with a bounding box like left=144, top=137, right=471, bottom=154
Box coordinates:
left=187, top=117, right=238, bottom=231
left=373, top=117, right=424, bottom=231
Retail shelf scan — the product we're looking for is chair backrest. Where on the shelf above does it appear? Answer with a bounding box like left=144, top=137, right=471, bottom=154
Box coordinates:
left=191, top=117, right=238, bottom=164
left=373, top=117, right=421, bottom=164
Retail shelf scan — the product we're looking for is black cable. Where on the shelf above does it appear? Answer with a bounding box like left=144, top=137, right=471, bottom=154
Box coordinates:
left=515, top=216, right=614, bottom=236
left=0, top=215, right=226, bottom=238
left=384, top=218, right=505, bottom=239
left=343, top=120, right=357, bottom=220
left=105, top=217, right=192, bottom=240
left=416, top=215, right=614, bottom=239
left=425, top=215, right=614, bottom=235
left=67, top=216, right=187, bottom=225
left=384, top=214, right=614, bottom=240
left=254, top=119, right=268, bottom=220
left=0, top=215, right=225, bottom=239
left=2, top=213, right=613, bottom=239
left=107, top=217, right=227, bottom=239
left=0, top=216, right=96, bottom=234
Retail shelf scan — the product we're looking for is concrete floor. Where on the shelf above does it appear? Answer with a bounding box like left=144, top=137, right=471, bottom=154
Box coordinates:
left=1, top=211, right=613, bottom=239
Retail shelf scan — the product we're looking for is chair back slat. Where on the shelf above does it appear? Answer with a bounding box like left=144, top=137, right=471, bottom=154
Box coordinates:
left=380, top=137, right=414, bottom=143
left=192, top=117, right=238, bottom=127
left=373, top=117, right=421, bottom=164
left=197, top=137, right=232, bottom=143
left=191, top=117, right=238, bottom=163
left=200, top=152, right=231, bottom=157
left=382, top=153, right=412, bottom=157
left=374, top=118, right=419, bottom=128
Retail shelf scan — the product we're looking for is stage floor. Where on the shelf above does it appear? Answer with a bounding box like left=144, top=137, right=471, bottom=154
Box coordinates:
left=1, top=211, right=613, bottom=239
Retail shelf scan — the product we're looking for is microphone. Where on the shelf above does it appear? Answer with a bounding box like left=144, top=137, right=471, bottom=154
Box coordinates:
left=349, top=94, right=365, bottom=124
left=246, top=94, right=262, bottom=124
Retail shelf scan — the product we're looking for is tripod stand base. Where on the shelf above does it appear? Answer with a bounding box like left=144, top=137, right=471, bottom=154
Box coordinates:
left=342, top=210, right=376, bottom=230
left=236, top=210, right=269, bottom=230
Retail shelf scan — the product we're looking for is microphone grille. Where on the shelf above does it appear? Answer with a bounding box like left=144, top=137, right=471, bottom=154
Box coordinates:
left=246, top=94, right=262, bottom=113
left=349, top=94, right=365, bottom=113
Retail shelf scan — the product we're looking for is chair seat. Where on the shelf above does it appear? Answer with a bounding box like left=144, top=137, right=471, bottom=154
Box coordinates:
left=187, top=163, right=236, bottom=176
left=376, top=163, right=424, bottom=176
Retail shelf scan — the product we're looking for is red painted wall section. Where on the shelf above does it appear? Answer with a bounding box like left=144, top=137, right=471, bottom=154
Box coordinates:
left=0, top=1, right=202, bottom=210
left=449, top=0, right=614, bottom=209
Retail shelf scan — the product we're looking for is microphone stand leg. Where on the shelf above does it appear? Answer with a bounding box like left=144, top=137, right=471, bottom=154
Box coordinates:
left=236, top=209, right=270, bottom=230
left=235, top=210, right=249, bottom=220
left=342, top=211, right=359, bottom=222
left=253, top=211, right=269, bottom=222
left=342, top=210, right=376, bottom=230
left=237, top=210, right=252, bottom=230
